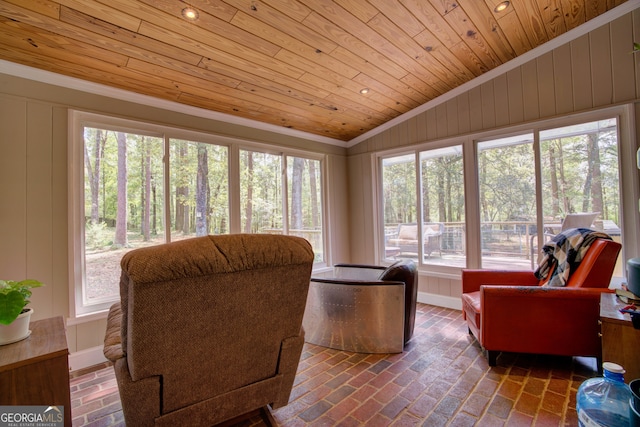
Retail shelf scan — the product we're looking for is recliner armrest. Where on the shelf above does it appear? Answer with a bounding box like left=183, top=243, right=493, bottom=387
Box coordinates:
left=462, top=269, right=539, bottom=293
left=104, top=302, right=124, bottom=362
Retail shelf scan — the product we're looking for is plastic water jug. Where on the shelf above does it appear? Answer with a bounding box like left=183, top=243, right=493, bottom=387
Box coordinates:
left=576, top=362, right=632, bottom=426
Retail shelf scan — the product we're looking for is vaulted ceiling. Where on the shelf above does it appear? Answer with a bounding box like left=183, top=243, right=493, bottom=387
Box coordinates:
left=0, top=0, right=630, bottom=142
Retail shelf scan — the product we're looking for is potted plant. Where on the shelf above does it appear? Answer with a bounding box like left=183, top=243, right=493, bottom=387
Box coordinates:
left=0, top=279, right=44, bottom=345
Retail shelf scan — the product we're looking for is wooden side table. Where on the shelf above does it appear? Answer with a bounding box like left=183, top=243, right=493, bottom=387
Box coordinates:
left=0, top=316, right=71, bottom=427
left=600, top=293, right=640, bottom=382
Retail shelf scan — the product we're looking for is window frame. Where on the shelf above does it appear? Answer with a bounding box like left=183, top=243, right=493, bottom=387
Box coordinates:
left=374, top=105, right=638, bottom=275
left=69, top=111, right=328, bottom=320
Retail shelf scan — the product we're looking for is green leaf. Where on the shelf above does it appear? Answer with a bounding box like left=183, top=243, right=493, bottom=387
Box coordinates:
left=0, top=290, right=26, bottom=325
left=633, top=42, right=640, bottom=53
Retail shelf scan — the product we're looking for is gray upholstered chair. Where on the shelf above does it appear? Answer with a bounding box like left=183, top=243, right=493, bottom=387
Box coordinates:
left=103, top=234, right=314, bottom=427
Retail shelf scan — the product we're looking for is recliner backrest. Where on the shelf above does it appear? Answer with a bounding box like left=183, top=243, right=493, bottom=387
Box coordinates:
left=119, top=234, right=314, bottom=414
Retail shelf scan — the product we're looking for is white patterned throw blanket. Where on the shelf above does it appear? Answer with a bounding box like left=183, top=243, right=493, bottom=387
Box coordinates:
left=534, top=228, right=612, bottom=287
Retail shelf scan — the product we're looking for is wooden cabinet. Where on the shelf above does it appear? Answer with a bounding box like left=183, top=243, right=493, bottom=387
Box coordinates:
left=0, top=316, right=71, bottom=427
left=600, top=293, right=640, bottom=382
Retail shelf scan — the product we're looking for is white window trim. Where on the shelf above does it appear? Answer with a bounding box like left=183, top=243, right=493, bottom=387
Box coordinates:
left=373, top=105, right=640, bottom=274
left=69, top=110, right=328, bottom=321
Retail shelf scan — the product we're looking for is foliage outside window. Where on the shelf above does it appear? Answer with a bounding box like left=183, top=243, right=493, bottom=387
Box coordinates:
left=478, top=134, right=536, bottom=268
left=420, top=146, right=465, bottom=265
left=382, top=147, right=465, bottom=267
left=170, top=139, right=229, bottom=236
left=379, top=117, right=622, bottom=273
left=83, top=129, right=167, bottom=306
left=73, top=114, right=325, bottom=316
left=540, top=120, right=619, bottom=223
left=381, top=154, right=416, bottom=257
left=287, top=156, right=324, bottom=263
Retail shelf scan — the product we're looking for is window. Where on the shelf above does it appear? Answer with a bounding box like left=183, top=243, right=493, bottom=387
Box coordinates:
left=240, top=150, right=282, bottom=233
left=169, top=139, right=229, bottom=237
left=377, top=115, right=623, bottom=275
left=239, top=150, right=325, bottom=263
left=287, top=156, right=324, bottom=263
left=539, top=120, right=619, bottom=229
left=420, top=146, right=465, bottom=266
left=70, top=112, right=325, bottom=317
left=81, top=128, right=167, bottom=310
left=478, top=134, right=535, bottom=269
left=381, top=147, right=465, bottom=267
left=381, top=154, right=416, bottom=260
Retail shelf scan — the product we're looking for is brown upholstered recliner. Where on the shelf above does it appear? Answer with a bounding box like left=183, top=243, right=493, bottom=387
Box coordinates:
left=103, top=234, right=314, bottom=427
left=461, top=238, right=621, bottom=366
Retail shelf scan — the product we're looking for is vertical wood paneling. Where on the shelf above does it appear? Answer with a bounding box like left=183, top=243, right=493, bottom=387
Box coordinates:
left=415, top=112, right=427, bottom=142
left=347, top=154, right=375, bottom=263
left=590, top=24, right=614, bottom=107
left=536, top=52, right=557, bottom=117
left=383, top=130, right=392, bottom=150
left=450, top=277, right=463, bottom=298
left=370, top=133, right=382, bottom=152
left=0, top=96, right=27, bottom=277
left=394, top=125, right=406, bottom=149
left=610, top=14, right=635, bottom=104
left=553, top=44, right=574, bottom=114
left=436, top=103, right=448, bottom=138
left=51, top=107, right=70, bottom=327
left=26, top=102, right=54, bottom=321
left=493, top=74, right=510, bottom=127
left=76, top=318, right=109, bottom=348
left=446, top=97, right=459, bottom=136
left=347, top=154, right=364, bottom=263
left=506, top=68, right=524, bottom=124
left=468, top=85, right=483, bottom=131
left=425, top=275, right=439, bottom=295
left=480, top=80, right=496, bottom=130
left=426, top=108, right=438, bottom=140
left=407, top=115, right=418, bottom=144
left=571, top=33, right=594, bottom=111
left=325, top=154, right=350, bottom=264
left=456, top=91, right=471, bottom=135
left=521, top=61, right=540, bottom=121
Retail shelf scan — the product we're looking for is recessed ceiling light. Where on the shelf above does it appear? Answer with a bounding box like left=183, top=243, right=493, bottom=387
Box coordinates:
left=360, top=88, right=370, bottom=94
left=182, top=7, right=199, bottom=21
left=494, top=1, right=510, bottom=13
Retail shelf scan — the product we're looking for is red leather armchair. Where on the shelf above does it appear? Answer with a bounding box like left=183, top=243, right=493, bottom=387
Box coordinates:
left=461, top=238, right=621, bottom=366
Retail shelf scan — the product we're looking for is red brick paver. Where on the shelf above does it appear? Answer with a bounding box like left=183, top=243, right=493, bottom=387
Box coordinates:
left=70, top=304, right=596, bottom=426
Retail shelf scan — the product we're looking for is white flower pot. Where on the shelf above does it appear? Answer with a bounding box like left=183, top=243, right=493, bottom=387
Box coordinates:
left=0, top=308, right=33, bottom=345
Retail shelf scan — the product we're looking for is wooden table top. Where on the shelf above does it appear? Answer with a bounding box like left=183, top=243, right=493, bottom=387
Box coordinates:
left=600, top=292, right=634, bottom=325
left=0, top=316, right=68, bottom=371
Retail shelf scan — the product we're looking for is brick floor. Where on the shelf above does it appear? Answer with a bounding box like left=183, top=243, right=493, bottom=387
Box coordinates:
left=69, top=303, right=597, bottom=426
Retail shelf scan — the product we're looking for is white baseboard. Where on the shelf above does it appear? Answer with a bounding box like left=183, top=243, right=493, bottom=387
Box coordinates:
left=417, top=292, right=462, bottom=310
left=68, top=345, right=108, bottom=372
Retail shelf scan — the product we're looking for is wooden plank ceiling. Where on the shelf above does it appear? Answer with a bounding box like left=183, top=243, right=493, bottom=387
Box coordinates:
left=0, top=0, right=628, bottom=141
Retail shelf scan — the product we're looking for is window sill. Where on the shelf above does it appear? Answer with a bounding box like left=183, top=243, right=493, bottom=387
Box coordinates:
left=67, top=309, right=110, bottom=326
